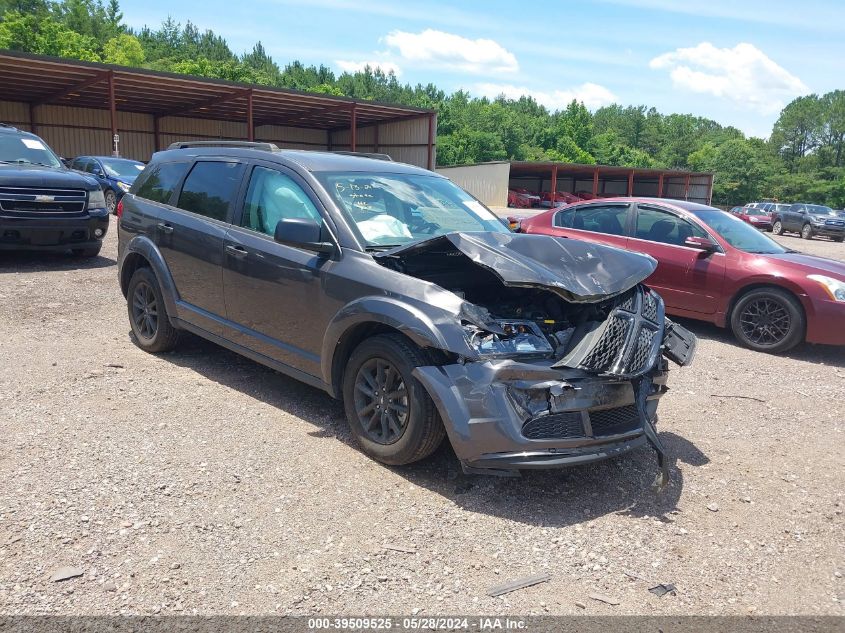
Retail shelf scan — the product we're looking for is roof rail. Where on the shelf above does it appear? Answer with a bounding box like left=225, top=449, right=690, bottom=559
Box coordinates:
left=331, top=151, right=393, bottom=161
left=167, top=141, right=279, bottom=151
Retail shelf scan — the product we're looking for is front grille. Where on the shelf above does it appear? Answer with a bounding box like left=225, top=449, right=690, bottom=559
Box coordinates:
left=522, top=412, right=584, bottom=439
left=642, top=291, right=659, bottom=322
left=824, top=220, right=844, bottom=227
left=629, top=327, right=657, bottom=374
left=589, top=405, right=641, bottom=436
left=0, top=187, right=87, bottom=217
left=580, top=315, right=630, bottom=371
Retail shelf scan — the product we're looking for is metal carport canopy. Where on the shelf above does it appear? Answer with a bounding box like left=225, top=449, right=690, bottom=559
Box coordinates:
left=0, top=50, right=436, bottom=165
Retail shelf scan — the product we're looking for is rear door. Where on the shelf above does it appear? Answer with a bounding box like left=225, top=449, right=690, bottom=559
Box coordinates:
left=155, top=159, right=246, bottom=334
left=549, top=202, right=632, bottom=249
left=627, top=203, right=725, bottom=315
left=784, top=204, right=803, bottom=230
left=221, top=162, right=335, bottom=377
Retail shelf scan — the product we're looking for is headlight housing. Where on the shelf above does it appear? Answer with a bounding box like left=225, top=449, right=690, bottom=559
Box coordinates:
left=808, top=274, right=845, bottom=301
left=87, top=189, right=106, bottom=210
left=464, top=320, right=553, bottom=358
left=116, top=181, right=131, bottom=192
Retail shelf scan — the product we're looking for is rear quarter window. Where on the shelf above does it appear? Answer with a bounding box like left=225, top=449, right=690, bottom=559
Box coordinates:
left=133, top=161, right=190, bottom=204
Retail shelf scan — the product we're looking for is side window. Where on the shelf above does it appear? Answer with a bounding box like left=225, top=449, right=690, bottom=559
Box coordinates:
left=241, top=166, right=321, bottom=236
left=635, top=206, right=707, bottom=246
left=570, top=204, right=628, bottom=236
left=73, top=158, right=89, bottom=172
left=134, top=161, right=190, bottom=204
left=84, top=160, right=97, bottom=174
left=554, top=208, right=574, bottom=228
left=176, top=161, right=244, bottom=221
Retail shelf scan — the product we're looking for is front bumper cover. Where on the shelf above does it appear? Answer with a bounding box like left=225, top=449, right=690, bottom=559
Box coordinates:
left=0, top=210, right=109, bottom=251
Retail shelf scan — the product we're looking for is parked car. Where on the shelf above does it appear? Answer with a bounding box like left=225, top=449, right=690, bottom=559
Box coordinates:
left=514, top=197, right=845, bottom=353
left=772, top=203, right=845, bottom=241
left=117, top=142, right=695, bottom=482
left=69, top=155, right=146, bottom=213
left=730, top=204, right=773, bottom=231
left=0, top=123, right=109, bottom=257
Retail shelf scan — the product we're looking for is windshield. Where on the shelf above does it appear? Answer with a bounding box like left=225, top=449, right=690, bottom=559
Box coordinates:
left=101, top=158, right=145, bottom=180
left=805, top=204, right=835, bottom=215
left=0, top=134, right=62, bottom=168
left=317, top=172, right=509, bottom=247
left=692, top=208, right=788, bottom=254
left=744, top=207, right=768, bottom=216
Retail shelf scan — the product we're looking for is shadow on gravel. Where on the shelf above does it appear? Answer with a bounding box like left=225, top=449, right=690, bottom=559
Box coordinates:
left=155, top=334, right=710, bottom=527
left=674, top=317, right=845, bottom=369
left=0, top=250, right=116, bottom=271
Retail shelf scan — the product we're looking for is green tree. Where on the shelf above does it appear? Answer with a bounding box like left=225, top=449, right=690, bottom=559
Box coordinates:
left=103, top=33, right=144, bottom=65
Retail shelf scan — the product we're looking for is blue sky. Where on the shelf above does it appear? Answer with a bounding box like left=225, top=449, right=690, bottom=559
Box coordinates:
left=121, top=0, right=845, bottom=138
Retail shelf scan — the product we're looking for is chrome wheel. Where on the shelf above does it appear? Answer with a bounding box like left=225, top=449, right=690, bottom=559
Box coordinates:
left=131, top=281, right=158, bottom=340
left=772, top=220, right=783, bottom=235
left=353, top=357, right=409, bottom=445
left=801, top=224, right=813, bottom=239
left=739, top=297, right=791, bottom=347
left=105, top=190, right=117, bottom=213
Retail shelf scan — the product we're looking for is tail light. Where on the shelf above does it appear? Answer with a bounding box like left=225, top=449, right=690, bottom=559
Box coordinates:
left=115, top=199, right=123, bottom=218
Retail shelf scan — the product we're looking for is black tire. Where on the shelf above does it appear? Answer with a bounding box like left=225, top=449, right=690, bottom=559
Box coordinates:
left=105, top=190, right=117, bottom=214
left=833, top=236, right=844, bottom=243
left=730, top=287, right=804, bottom=353
left=126, top=266, right=180, bottom=353
left=342, top=333, right=445, bottom=465
left=771, top=220, right=784, bottom=235
left=801, top=223, right=814, bottom=240
left=71, top=246, right=101, bottom=258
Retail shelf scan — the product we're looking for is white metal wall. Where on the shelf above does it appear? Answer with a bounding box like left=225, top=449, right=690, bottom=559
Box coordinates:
left=1, top=100, right=430, bottom=168
left=437, top=162, right=511, bottom=207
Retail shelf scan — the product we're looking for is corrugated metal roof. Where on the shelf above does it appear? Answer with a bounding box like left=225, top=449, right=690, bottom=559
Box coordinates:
left=0, top=50, right=433, bottom=130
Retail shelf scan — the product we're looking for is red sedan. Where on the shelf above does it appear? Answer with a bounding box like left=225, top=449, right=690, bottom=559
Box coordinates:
left=516, top=197, right=845, bottom=353
left=730, top=205, right=773, bottom=231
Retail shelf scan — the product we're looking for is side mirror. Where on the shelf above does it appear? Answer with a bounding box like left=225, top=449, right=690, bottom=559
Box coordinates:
left=274, top=217, right=335, bottom=255
left=684, top=236, right=718, bottom=252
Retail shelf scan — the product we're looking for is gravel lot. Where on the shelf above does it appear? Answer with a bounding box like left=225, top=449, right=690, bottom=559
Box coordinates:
left=1, top=218, right=843, bottom=616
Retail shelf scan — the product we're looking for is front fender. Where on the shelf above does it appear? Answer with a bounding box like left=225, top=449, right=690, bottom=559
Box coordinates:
left=121, top=235, right=180, bottom=320
left=320, top=295, right=474, bottom=389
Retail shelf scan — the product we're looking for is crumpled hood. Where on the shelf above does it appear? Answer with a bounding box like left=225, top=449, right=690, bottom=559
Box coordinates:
left=377, top=232, right=657, bottom=303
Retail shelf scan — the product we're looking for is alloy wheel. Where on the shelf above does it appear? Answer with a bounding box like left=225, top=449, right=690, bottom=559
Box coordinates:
left=353, top=357, right=409, bottom=445
left=738, top=297, right=791, bottom=347
left=131, top=281, right=158, bottom=340
left=772, top=221, right=782, bottom=235
left=801, top=224, right=812, bottom=239
left=106, top=190, right=117, bottom=213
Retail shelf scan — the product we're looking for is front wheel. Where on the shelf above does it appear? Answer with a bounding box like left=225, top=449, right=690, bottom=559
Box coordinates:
left=127, top=267, right=180, bottom=353
left=105, top=190, right=117, bottom=214
left=342, top=334, right=445, bottom=465
left=833, top=236, right=844, bottom=243
left=730, top=288, right=804, bottom=353
left=801, top=223, right=814, bottom=240
left=772, top=220, right=784, bottom=235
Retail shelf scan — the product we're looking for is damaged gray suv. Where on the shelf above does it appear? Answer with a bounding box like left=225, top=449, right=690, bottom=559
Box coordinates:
left=117, top=143, right=696, bottom=486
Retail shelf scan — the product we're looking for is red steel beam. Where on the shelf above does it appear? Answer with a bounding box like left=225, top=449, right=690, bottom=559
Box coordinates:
left=350, top=104, right=357, bottom=152
left=160, top=87, right=252, bottom=119
left=108, top=71, right=117, bottom=156
left=29, top=102, right=37, bottom=135
left=427, top=113, right=435, bottom=170
left=153, top=116, right=160, bottom=152
left=374, top=123, right=380, bottom=152
left=247, top=90, right=254, bottom=141
left=658, top=173, right=664, bottom=198
left=34, top=70, right=111, bottom=106
left=551, top=164, right=558, bottom=204
left=592, top=168, right=599, bottom=196
left=627, top=170, right=634, bottom=196
left=684, top=173, right=691, bottom=200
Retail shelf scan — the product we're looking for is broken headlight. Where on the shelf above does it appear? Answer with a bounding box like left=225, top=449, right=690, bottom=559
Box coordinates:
left=464, top=320, right=554, bottom=359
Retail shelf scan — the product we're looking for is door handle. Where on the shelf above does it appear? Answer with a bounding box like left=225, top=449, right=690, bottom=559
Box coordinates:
left=225, top=244, right=248, bottom=259
left=157, top=223, right=174, bottom=234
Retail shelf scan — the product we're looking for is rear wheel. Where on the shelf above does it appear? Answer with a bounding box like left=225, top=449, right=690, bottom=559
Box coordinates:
left=833, top=236, right=844, bottom=243
left=730, top=288, right=804, bottom=353
left=342, top=333, right=445, bottom=465
left=801, top=223, right=814, bottom=240
left=772, top=220, right=784, bottom=235
left=127, top=267, right=180, bottom=353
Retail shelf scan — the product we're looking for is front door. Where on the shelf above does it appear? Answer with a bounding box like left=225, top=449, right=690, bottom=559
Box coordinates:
left=628, top=204, right=725, bottom=315
left=222, top=163, right=334, bottom=377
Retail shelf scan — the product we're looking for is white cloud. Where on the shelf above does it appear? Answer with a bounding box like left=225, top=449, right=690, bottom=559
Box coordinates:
left=649, top=42, right=807, bottom=115
left=474, top=82, right=619, bottom=110
left=335, top=59, right=402, bottom=76
left=384, top=29, right=518, bottom=74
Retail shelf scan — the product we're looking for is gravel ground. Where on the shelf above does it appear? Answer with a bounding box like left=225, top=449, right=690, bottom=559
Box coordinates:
left=1, top=217, right=843, bottom=616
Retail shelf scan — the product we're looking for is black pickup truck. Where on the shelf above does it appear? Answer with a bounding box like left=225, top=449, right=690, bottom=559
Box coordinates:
left=0, top=123, right=109, bottom=257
